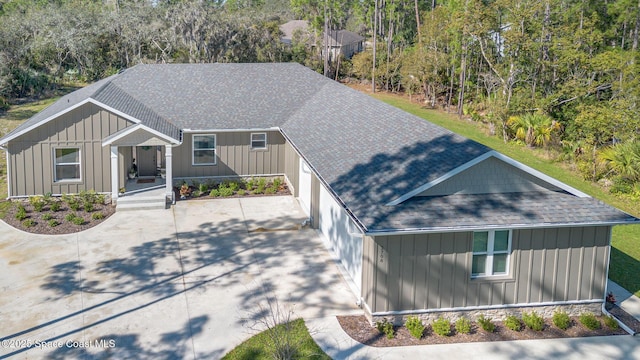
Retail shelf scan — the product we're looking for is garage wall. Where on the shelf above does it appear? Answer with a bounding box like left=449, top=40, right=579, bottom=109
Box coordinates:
left=362, top=226, right=611, bottom=313
left=319, top=183, right=363, bottom=292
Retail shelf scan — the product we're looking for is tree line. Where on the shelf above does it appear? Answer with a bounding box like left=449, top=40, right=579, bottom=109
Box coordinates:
left=0, top=0, right=638, bottom=197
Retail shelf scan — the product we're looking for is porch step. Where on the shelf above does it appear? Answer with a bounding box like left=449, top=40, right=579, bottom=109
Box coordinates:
left=116, top=195, right=168, bottom=211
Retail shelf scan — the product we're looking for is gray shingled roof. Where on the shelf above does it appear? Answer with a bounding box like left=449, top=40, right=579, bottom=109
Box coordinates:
left=2, top=63, right=637, bottom=231
left=355, top=191, right=639, bottom=233
left=327, top=30, right=364, bottom=46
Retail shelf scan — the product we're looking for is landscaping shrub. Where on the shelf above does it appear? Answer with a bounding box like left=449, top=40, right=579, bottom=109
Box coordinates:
left=552, top=311, right=571, bottom=330
left=218, top=186, right=234, bottom=197
left=432, top=317, right=451, bottom=337
left=22, top=219, right=35, bottom=227
left=48, top=219, right=59, bottom=227
left=226, top=181, right=239, bottom=191
left=579, top=313, right=601, bottom=330
left=404, top=316, right=425, bottom=339
left=96, top=193, right=106, bottom=204
left=192, top=190, right=202, bottom=197
left=604, top=315, right=619, bottom=329
left=375, top=319, right=395, bottom=339
left=477, top=315, right=495, bottom=333
left=65, top=213, right=76, bottom=222
left=92, top=212, right=104, bottom=220
left=198, top=183, right=208, bottom=193
left=273, top=177, right=282, bottom=189
left=455, top=317, right=472, bottom=334
left=237, top=189, right=246, bottom=196
left=265, top=186, right=277, bottom=194
left=209, top=189, right=220, bottom=197
left=246, top=178, right=256, bottom=190
left=504, top=315, right=522, bottom=331
left=522, top=311, right=544, bottom=331
left=42, top=213, right=53, bottom=220
left=15, top=206, right=27, bottom=221
left=50, top=200, right=61, bottom=212
left=84, top=201, right=94, bottom=212
left=71, top=216, right=84, bottom=225
left=256, top=178, right=266, bottom=194
left=68, top=199, right=80, bottom=211
left=29, top=196, right=46, bottom=212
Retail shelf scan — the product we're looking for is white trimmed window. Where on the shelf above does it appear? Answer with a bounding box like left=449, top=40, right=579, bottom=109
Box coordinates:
left=472, top=230, right=511, bottom=277
left=192, top=134, right=216, bottom=165
left=54, top=148, right=81, bottom=181
left=250, top=133, right=267, bottom=150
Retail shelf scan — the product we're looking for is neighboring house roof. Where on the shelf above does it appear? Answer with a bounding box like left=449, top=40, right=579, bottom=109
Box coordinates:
left=1, top=63, right=637, bottom=232
left=280, top=20, right=309, bottom=45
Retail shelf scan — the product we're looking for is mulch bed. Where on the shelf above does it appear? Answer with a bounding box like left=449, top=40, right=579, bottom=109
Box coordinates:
left=2, top=199, right=115, bottom=235
left=337, top=312, right=631, bottom=347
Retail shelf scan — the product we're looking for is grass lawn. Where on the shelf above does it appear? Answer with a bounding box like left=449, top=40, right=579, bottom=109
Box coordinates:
left=222, top=318, right=330, bottom=360
left=369, top=91, right=640, bottom=297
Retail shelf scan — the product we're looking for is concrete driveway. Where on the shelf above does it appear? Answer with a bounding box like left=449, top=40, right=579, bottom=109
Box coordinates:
left=0, top=196, right=360, bottom=359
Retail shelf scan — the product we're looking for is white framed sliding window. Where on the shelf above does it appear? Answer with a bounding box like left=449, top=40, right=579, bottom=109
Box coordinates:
left=250, top=132, right=267, bottom=150
left=53, top=147, right=81, bottom=182
left=192, top=134, right=216, bottom=165
left=472, top=229, right=511, bottom=278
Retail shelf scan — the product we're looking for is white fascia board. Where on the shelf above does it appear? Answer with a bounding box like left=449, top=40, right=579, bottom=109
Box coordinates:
left=182, top=127, right=281, bottom=133
left=386, top=150, right=590, bottom=206
left=364, top=219, right=640, bottom=236
left=101, top=124, right=180, bottom=147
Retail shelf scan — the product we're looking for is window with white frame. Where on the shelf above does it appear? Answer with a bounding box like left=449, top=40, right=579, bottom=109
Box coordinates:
left=192, top=134, right=216, bottom=165
left=472, top=230, right=511, bottom=277
left=54, top=148, right=81, bottom=181
left=250, top=132, right=267, bottom=150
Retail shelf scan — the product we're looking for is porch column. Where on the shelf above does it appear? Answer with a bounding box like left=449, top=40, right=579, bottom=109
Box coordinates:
left=110, top=146, right=119, bottom=204
left=165, top=145, right=174, bottom=204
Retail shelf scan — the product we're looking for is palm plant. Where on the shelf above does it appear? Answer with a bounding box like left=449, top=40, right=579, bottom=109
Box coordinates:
left=599, top=141, right=640, bottom=182
left=507, top=113, right=560, bottom=148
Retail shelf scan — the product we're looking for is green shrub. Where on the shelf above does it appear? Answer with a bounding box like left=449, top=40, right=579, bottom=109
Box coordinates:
left=29, top=196, right=46, bottom=212
left=579, top=313, right=601, bottom=330
left=375, top=319, right=395, bottom=339
left=225, top=181, right=239, bottom=191
left=65, top=213, right=76, bottom=222
left=96, top=193, right=106, bottom=204
left=209, top=189, right=220, bottom=197
left=42, top=213, right=53, bottom=221
left=522, top=311, right=544, bottom=331
left=273, top=177, right=282, bottom=188
left=192, top=190, right=202, bottom=197
left=246, top=178, right=256, bottom=190
left=198, top=183, right=208, bottom=193
left=237, top=189, right=246, bottom=196
left=255, top=177, right=266, bottom=194
left=72, top=216, right=85, bottom=225
left=92, top=212, right=104, bottom=220
left=15, top=207, right=27, bottom=221
left=219, top=186, right=234, bottom=197
left=477, top=315, right=495, bottom=333
left=504, top=315, right=522, bottom=331
left=455, top=317, right=472, bottom=334
left=432, top=317, right=451, bottom=337
left=22, top=219, right=35, bottom=227
left=48, top=219, right=59, bottom=227
left=404, top=316, right=425, bottom=339
left=68, top=200, right=80, bottom=211
left=84, top=201, right=94, bottom=213
left=603, top=315, right=619, bottom=329
left=552, top=311, right=571, bottom=330
left=265, top=186, right=277, bottom=194
left=50, top=200, right=61, bottom=212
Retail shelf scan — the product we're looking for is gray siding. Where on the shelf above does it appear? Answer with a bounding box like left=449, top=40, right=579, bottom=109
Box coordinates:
left=419, top=157, right=563, bottom=197
left=284, top=142, right=300, bottom=196
left=362, top=226, right=611, bottom=313
left=8, top=103, right=132, bottom=196
left=172, top=131, right=286, bottom=178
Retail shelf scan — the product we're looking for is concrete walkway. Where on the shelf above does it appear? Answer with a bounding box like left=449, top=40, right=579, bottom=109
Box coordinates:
left=308, top=281, right=640, bottom=360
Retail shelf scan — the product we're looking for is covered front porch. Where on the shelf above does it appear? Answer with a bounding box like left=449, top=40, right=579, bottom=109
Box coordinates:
left=102, top=125, right=180, bottom=209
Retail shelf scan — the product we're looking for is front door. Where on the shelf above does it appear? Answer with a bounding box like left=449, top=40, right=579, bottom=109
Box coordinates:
left=136, top=146, right=156, bottom=177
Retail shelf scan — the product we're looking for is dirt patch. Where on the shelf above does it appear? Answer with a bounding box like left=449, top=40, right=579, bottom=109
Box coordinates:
left=337, top=312, right=631, bottom=347
left=1, top=199, right=115, bottom=235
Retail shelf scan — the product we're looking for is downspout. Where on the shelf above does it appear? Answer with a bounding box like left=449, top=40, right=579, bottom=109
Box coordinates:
left=0, top=144, right=10, bottom=199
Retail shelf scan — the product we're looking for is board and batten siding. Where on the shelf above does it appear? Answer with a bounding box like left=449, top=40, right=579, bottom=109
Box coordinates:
left=172, top=131, right=286, bottom=178
left=362, top=226, right=611, bottom=313
left=7, top=103, right=132, bottom=196
left=283, top=141, right=300, bottom=197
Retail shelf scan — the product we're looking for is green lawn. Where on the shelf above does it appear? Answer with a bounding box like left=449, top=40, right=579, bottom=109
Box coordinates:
left=371, top=92, right=640, bottom=297
left=222, top=318, right=330, bottom=360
